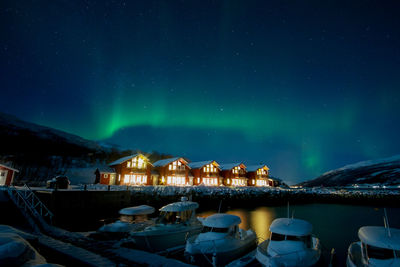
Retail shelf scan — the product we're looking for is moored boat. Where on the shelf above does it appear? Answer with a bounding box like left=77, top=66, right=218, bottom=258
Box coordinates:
left=185, top=213, right=257, bottom=266
left=91, top=205, right=155, bottom=240
left=256, top=217, right=321, bottom=266
left=347, top=226, right=400, bottom=267
left=129, top=197, right=202, bottom=252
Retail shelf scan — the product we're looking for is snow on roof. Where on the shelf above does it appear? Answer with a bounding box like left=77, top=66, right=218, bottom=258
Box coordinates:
left=0, top=164, right=19, bottom=172
left=358, top=226, right=400, bottom=250
left=153, top=157, right=188, bottom=167
left=202, top=214, right=241, bottom=228
left=119, top=205, right=155, bottom=215
left=220, top=163, right=245, bottom=171
left=108, top=154, right=139, bottom=166
left=188, top=160, right=220, bottom=169
left=159, top=200, right=199, bottom=212
left=246, top=164, right=269, bottom=172
left=97, top=167, right=115, bottom=173
left=270, top=218, right=313, bottom=236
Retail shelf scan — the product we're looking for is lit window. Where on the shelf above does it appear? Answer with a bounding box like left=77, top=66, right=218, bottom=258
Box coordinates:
left=127, top=162, right=131, bottom=167
left=169, top=164, right=172, bottom=170
left=124, top=175, right=130, bottom=183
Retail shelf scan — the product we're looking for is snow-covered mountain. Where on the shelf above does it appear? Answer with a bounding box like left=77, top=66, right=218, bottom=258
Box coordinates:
left=0, top=112, right=102, bottom=151
left=0, top=112, right=169, bottom=184
left=301, top=155, right=400, bottom=187
left=0, top=112, right=125, bottom=183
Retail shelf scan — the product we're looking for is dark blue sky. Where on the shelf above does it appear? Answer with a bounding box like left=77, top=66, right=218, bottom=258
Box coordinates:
left=1, top=0, right=400, bottom=184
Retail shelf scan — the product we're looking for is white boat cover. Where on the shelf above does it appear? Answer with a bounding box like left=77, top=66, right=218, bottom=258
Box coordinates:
left=270, top=218, right=312, bottom=236
left=202, top=214, right=241, bottom=228
left=358, top=226, right=400, bottom=250
left=119, top=205, right=155, bottom=215
left=159, top=201, right=199, bottom=212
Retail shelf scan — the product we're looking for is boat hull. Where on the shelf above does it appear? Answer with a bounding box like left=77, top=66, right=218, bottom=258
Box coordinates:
left=346, top=241, right=400, bottom=267
left=256, top=238, right=321, bottom=267
left=185, top=235, right=257, bottom=266
left=131, top=224, right=202, bottom=252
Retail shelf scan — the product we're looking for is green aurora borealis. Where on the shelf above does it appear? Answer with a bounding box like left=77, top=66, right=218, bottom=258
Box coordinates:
left=1, top=0, right=400, bottom=183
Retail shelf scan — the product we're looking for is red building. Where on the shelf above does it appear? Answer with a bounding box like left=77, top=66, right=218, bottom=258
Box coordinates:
left=246, top=165, right=271, bottom=186
left=152, top=157, right=191, bottom=186
left=189, top=160, right=221, bottom=186
left=0, top=164, right=19, bottom=186
left=220, top=163, right=247, bottom=186
left=95, top=167, right=116, bottom=185
left=109, top=154, right=152, bottom=185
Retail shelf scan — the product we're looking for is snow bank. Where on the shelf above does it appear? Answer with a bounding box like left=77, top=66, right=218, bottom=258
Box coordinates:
left=0, top=231, right=46, bottom=266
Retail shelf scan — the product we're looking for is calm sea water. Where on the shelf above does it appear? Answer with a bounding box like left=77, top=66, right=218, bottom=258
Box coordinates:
left=198, top=204, right=400, bottom=266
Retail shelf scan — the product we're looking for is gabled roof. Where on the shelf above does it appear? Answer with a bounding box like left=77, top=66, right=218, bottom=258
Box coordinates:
left=219, top=163, right=246, bottom=171
left=108, top=154, right=139, bottom=166
left=153, top=157, right=189, bottom=168
left=0, top=164, right=19, bottom=172
left=188, top=160, right=220, bottom=169
left=108, top=153, right=150, bottom=166
left=246, top=164, right=270, bottom=172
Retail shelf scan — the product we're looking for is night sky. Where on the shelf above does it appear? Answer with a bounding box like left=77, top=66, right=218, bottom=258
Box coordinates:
left=1, top=1, right=400, bottom=184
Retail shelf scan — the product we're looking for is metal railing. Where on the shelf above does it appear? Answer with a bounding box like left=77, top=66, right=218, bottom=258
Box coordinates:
left=7, top=184, right=53, bottom=228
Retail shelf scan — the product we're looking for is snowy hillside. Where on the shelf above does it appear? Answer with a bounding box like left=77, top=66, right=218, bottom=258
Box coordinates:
left=0, top=112, right=102, bottom=151
left=0, top=112, right=169, bottom=183
left=0, top=112, right=127, bottom=182
left=301, top=155, right=400, bottom=187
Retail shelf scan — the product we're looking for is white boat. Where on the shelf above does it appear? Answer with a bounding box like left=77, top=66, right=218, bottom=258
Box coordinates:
left=91, top=205, right=155, bottom=240
left=347, top=226, right=400, bottom=267
left=129, top=197, right=202, bottom=252
left=185, top=213, right=257, bottom=266
left=256, top=217, right=321, bottom=266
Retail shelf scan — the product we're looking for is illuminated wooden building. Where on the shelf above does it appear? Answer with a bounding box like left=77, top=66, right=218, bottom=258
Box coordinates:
left=246, top=165, right=271, bottom=186
left=188, top=160, right=221, bottom=186
left=220, top=163, right=247, bottom=186
left=152, top=157, right=190, bottom=186
left=0, top=164, right=19, bottom=186
left=108, top=154, right=152, bottom=185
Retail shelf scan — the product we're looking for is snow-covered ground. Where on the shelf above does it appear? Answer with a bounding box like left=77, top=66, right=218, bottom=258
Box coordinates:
left=40, top=184, right=399, bottom=198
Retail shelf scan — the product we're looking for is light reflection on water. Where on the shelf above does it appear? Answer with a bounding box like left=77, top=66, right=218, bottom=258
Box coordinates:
left=198, top=207, right=275, bottom=241
left=198, top=204, right=400, bottom=265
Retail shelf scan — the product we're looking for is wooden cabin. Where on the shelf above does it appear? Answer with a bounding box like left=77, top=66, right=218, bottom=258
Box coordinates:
left=152, top=157, right=190, bottom=186
left=246, top=165, right=270, bottom=186
left=0, top=164, right=19, bottom=186
left=109, top=154, right=152, bottom=186
left=220, top=163, right=247, bottom=186
left=189, top=160, right=221, bottom=186
left=94, top=167, right=117, bottom=185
